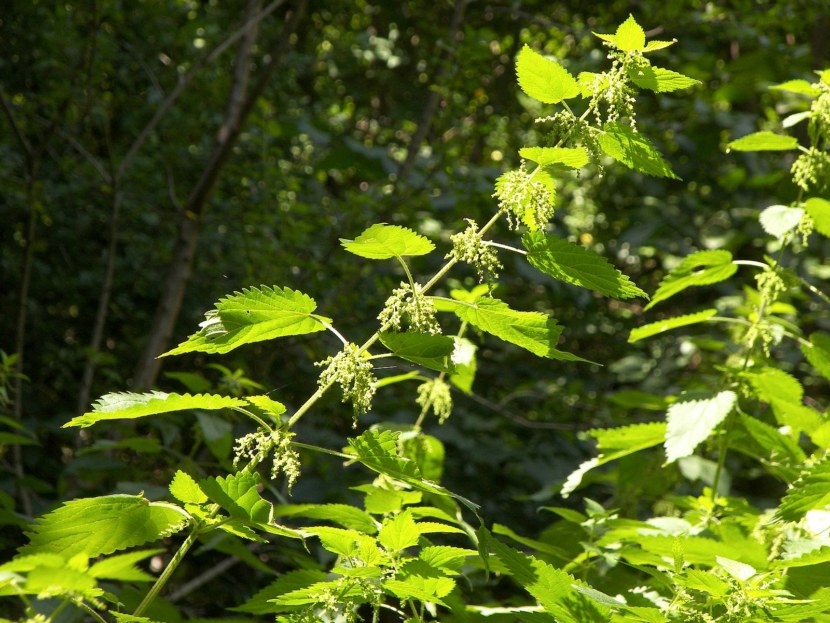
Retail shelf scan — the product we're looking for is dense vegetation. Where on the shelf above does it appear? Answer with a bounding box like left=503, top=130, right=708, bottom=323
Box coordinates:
left=2, top=2, right=830, bottom=621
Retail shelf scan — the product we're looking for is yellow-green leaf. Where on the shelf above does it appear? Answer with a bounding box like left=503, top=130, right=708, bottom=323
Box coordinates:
left=727, top=131, right=800, bottom=152
left=615, top=15, right=645, bottom=52
left=629, top=309, right=717, bottom=343
left=515, top=45, right=580, bottom=104
left=340, top=223, right=434, bottom=259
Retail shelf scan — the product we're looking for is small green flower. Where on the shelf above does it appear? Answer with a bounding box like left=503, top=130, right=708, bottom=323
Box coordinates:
left=493, top=165, right=555, bottom=231
left=316, top=343, right=377, bottom=423
left=378, top=282, right=441, bottom=334
left=791, top=147, right=830, bottom=192
left=448, top=219, right=502, bottom=285
left=233, top=428, right=301, bottom=492
left=416, top=377, right=453, bottom=423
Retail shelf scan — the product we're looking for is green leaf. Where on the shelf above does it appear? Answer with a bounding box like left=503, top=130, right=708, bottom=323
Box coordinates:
left=383, top=577, right=453, bottom=607
left=770, top=79, right=821, bottom=97
left=727, top=131, right=800, bottom=151
left=759, top=205, right=805, bottom=239
left=440, top=297, right=581, bottom=361
left=449, top=336, right=476, bottom=394
left=419, top=546, right=477, bottom=573
left=274, top=579, right=365, bottom=606
left=643, top=40, right=677, bottom=52
left=484, top=531, right=607, bottom=623
left=615, top=15, right=645, bottom=52
left=200, top=471, right=272, bottom=525
left=379, top=332, right=456, bottom=373
left=803, top=332, right=830, bottom=382
left=305, top=526, right=378, bottom=559
left=629, top=65, right=700, bottom=92
left=378, top=509, right=420, bottom=552
left=777, top=460, right=830, bottom=521
left=20, top=495, right=189, bottom=558
left=805, top=198, right=830, bottom=237
left=347, top=430, right=480, bottom=513
left=65, top=391, right=245, bottom=429
left=245, top=395, right=287, bottom=421
left=271, top=504, right=377, bottom=534
left=561, top=422, right=667, bottom=497
left=515, top=45, right=580, bottom=104
left=598, top=122, right=679, bottom=179
left=519, top=146, right=589, bottom=169
left=170, top=470, right=208, bottom=505
left=89, top=549, right=163, bottom=582
left=746, top=367, right=802, bottom=404
left=163, top=286, right=329, bottom=356
left=629, top=309, right=717, bottom=343
left=523, top=232, right=647, bottom=299
left=736, top=414, right=805, bottom=483
left=340, top=223, right=434, bottom=259
left=645, top=250, right=736, bottom=310
left=664, top=391, right=737, bottom=463
left=682, top=569, right=732, bottom=596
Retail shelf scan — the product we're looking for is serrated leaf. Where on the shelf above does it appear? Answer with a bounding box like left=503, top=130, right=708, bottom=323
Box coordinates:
left=760, top=205, right=805, bottom=239
left=803, top=332, right=830, bottom=382
left=578, top=71, right=609, bottom=97
left=274, top=579, right=365, bottom=606
left=450, top=337, right=476, bottom=394
left=65, top=392, right=245, bottom=428
left=736, top=414, right=805, bottom=483
left=643, top=40, right=677, bottom=52
left=419, top=546, right=477, bottom=573
left=200, top=471, right=272, bottom=526
left=629, top=66, right=700, bottom=92
left=717, top=556, right=756, bottom=582
left=598, top=122, right=679, bottom=179
left=746, top=367, right=802, bottom=404
left=379, top=509, right=420, bottom=552
left=340, top=223, right=434, bottom=259
left=20, top=495, right=189, bottom=558
left=89, top=549, right=163, bottom=582
left=347, top=430, right=480, bottom=513
left=615, top=15, right=645, bottom=52
left=777, top=460, right=830, bottom=521
left=170, top=470, right=208, bottom=505
left=805, top=198, right=830, bottom=237
left=304, top=526, right=377, bottom=559
left=164, top=286, right=329, bottom=356
left=440, top=297, right=582, bottom=361
left=682, top=569, right=732, bottom=596
left=379, top=332, right=456, bottom=373
left=483, top=531, right=607, bottom=623
left=727, top=131, right=800, bottom=152
left=561, top=422, right=667, bottom=497
left=665, top=391, right=737, bottom=463
left=523, top=232, right=647, bottom=299
left=519, top=146, right=589, bottom=169
left=384, top=574, right=454, bottom=606
left=629, top=309, right=717, bottom=343
left=272, top=504, right=377, bottom=534
left=646, top=250, right=736, bottom=310
left=775, top=545, right=830, bottom=569
left=245, top=395, right=286, bottom=421
left=515, top=45, right=580, bottom=104
left=771, top=79, right=821, bottom=97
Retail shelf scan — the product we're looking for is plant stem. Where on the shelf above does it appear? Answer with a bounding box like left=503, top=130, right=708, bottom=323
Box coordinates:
left=134, top=516, right=208, bottom=617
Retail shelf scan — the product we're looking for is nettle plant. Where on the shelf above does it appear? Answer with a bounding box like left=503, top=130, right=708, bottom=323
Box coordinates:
left=4, top=14, right=829, bottom=623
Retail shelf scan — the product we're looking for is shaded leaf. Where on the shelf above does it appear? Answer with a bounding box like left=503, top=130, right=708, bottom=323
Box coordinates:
left=803, top=332, right=830, bottom=382
left=340, top=223, right=434, bottom=259
left=523, top=232, right=647, bottom=299
left=515, top=45, right=580, bottom=104
left=777, top=460, right=830, bottom=521
left=629, top=66, right=700, bottom=92
left=379, top=332, right=456, bottom=373
left=272, top=504, right=377, bottom=534
left=89, top=549, right=163, bottom=582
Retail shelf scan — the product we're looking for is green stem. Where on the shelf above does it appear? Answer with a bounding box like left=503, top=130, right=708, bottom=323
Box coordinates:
left=711, top=414, right=735, bottom=502
left=483, top=240, right=527, bottom=255
left=77, top=601, right=109, bottom=623
left=291, top=440, right=355, bottom=460
left=230, top=406, right=274, bottom=432
left=134, top=511, right=211, bottom=617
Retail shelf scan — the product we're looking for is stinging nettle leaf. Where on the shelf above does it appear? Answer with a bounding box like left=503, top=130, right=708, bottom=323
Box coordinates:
left=727, top=131, right=799, bottom=152
left=340, top=223, right=435, bottom=259
left=802, top=332, right=830, bottom=383
left=759, top=205, right=804, bottom=239
left=770, top=79, right=821, bottom=97
left=598, top=122, right=679, bottom=179
left=628, top=66, right=700, bottom=93
left=515, top=45, right=580, bottom=104
left=379, top=332, right=456, bottom=373
left=20, top=495, right=189, bottom=558
left=615, top=15, right=646, bottom=52
left=645, top=250, right=736, bottom=310
left=805, top=197, right=830, bottom=238
left=519, top=146, right=589, bottom=169
left=664, top=391, right=737, bottom=464
left=643, top=39, right=677, bottom=52
left=523, top=231, right=647, bottom=300
left=65, top=392, right=246, bottom=428
left=629, top=309, right=718, bottom=343
left=169, top=470, right=208, bottom=505
left=164, top=286, right=330, bottom=356
left=776, top=460, right=830, bottom=521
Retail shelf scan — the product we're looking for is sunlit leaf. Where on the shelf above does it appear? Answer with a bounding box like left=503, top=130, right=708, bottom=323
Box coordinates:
left=169, top=470, right=208, bottom=505
left=759, top=205, right=804, bottom=239
left=665, top=391, right=737, bottom=463
left=519, top=146, right=589, bottom=169
left=615, top=15, right=645, bottom=52
left=515, top=45, right=580, bottom=104
left=805, top=198, right=830, bottom=237
left=803, top=332, right=830, bottom=382
left=646, top=250, right=736, bottom=310
left=599, top=122, right=679, bottom=179
left=629, top=309, right=717, bottom=343
left=523, top=232, right=647, bottom=299
left=629, top=66, right=700, bottom=92
left=770, top=79, right=821, bottom=97
left=777, top=460, right=830, bottom=521
left=727, top=131, right=799, bottom=151
left=340, top=223, right=434, bottom=259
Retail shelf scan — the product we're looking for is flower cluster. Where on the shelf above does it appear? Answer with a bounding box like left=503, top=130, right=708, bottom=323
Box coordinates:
left=233, top=428, right=301, bottom=492
left=416, top=377, right=453, bottom=424
left=810, top=87, right=830, bottom=143
left=791, top=147, right=830, bottom=192
left=378, top=282, right=441, bottom=334
left=743, top=267, right=788, bottom=356
left=316, top=342, right=377, bottom=423
left=797, top=211, right=815, bottom=246
left=447, top=219, right=502, bottom=285
left=493, top=165, right=555, bottom=231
